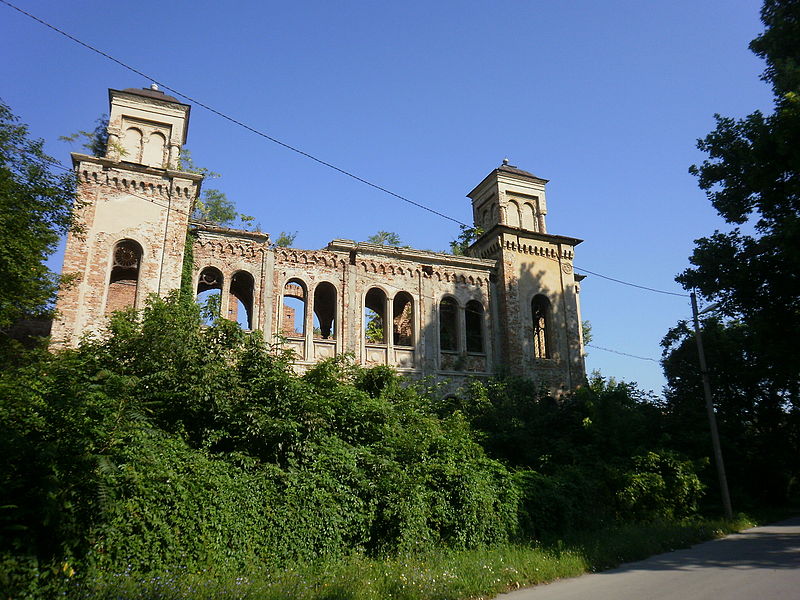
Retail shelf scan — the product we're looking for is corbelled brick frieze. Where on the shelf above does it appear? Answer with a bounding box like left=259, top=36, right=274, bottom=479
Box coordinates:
left=52, top=87, right=587, bottom=395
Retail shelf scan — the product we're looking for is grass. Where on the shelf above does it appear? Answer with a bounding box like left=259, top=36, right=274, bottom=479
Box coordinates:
left=69, top=515, right=756, bottom=600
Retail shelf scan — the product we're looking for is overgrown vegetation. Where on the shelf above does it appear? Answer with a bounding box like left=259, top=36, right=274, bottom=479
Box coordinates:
left=64, top=516, right=755, bottom=600
left=661, top=0, right=800, bottom=511
left=2, top=3, right=798, bottom=598
left=366, top=231, right=404, bottom=246
left=0, top=101, right=76, bottom=347
left=178, top=150, right=254, bottom=229
left=273, top=231, right=297, bottom=247
left=449, top=224, right=483, bottom=255
left=1, top=293, right=727, bottom=599
left=1, top=295, right=524, bottom=597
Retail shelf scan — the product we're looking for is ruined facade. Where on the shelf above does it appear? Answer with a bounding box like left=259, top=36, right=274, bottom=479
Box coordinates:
left=53, top=86, right=587, bottom=393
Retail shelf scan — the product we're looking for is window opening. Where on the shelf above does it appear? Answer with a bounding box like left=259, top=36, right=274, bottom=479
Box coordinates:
left=142, top=131, right=166, bottom=167
left=393, top=292, right=414, bottom=346
left=196, top=266, right=223, bottom=325
left=465, top=300, right=485, bottom=353
left=282, top=279, right=307, bottom=337
left=439, top=297, right=459, bottom=352
left=532, top=294, right=551, bottom=359
left=313, top=282, right=337, bottom=339
left=122, top=127, right=142, bottom=162
left=229, top=270, right=255, bottom=330
left=106, top=239, right=143, bottom=314
left=364, top=287, right=387, bottom=344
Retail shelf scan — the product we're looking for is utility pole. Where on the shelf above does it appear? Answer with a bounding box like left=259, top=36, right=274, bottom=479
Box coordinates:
left=690, top=291, right=733, bottom=520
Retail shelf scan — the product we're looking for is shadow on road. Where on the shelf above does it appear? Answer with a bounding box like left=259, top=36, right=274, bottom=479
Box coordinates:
left=599, top=517, right=800, bottom=575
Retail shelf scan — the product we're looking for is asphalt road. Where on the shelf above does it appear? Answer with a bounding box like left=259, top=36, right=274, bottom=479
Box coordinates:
left=497, top=518, right=800, bottom=600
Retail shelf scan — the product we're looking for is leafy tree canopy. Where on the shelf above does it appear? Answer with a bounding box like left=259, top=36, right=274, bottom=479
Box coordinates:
left=178, top=150, right=254, bottom=229
left=273, top=231, right=297, bottom=247
left=59, top=114, right=110, bottom=158
left=661, top=317, right=799, bottom=505
left=680, top=0, right=800, bottom=394
left=0, top=101, right=75, bottom=332
left=449, top=224, right=483, bottom=255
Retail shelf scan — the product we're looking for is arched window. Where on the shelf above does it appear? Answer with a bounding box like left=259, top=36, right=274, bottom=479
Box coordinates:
left=439, top=297, right=459, bottom=352
left=142, top=131, right=166, bottom=167
left=364, top=287, right=387, bottom=344
left=229, top=270, right=255, bottom=330
left=521, top=202, right=536, bottom=231
left=197, top=266, right=223, bottom=325
left=313, top=282, right=337, bottom=339
left=506, top=200, right=521, bottom=228
left=393, top=292, right=414, bottom=347
left=106, top=239, right=143, bottom=314
left=465, top=300, right=485, bottom=353
left=282, top=279, right=307, bottom=337
left=532, top=294, right=552, bottom=359
left=122, top=127, right=143, bottom=163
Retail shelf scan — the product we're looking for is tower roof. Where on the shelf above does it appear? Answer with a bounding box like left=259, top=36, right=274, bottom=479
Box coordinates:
left=467, top=161, right=548, bottom=198
left=496, top=163, right=542, bottom=180
left=119, top=86, right=183, bottom=104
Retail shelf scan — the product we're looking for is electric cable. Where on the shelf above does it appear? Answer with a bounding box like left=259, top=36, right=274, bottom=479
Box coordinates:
left=586, top=344, right=660, bottom=363
left=2, top=0, right=696, bottom=372
left=0, top=0, right=468, bottom=227
left=573, top=266, right=689, bottom=297
left=1, top=0, right=694, bottom=301
left=11, top=148, right=675, bottom=364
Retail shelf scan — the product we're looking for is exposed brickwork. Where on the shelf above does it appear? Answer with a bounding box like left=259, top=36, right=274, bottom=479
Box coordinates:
left=105, top=280, right=137, bottom=314
left=52, top=87, right=587, bottom=395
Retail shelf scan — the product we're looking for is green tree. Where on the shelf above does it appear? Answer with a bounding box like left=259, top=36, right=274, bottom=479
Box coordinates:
left=1, top=293, right=521, bottom=590
left=59, top=114, right=110, bottom=158
left=449, top=224, right=483, bottom=255
left=680, top=0, right=800, bottom=397
left=366, top=230, right=403, bottom=246
left=661, top=318, right=800, bottom=506
left=178, top=150, right=254, bottom=228
left=0, top=101, right=75, bottom=333
left=273, top=231, right=297, bottom=247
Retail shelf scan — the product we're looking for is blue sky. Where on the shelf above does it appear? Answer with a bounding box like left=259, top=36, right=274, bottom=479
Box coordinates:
left=0, top=0, right=773, bottom=394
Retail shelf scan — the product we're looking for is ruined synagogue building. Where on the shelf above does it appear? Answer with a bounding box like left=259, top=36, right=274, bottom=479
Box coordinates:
left=53, top=86, right=587, bottom=394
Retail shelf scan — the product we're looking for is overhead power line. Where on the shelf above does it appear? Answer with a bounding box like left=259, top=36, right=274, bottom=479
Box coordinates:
left=574, top=266, right=690, bottom=297
left=586, top=344, right=660, bottom=363
left=0, top=0, right=467, bottom=227
left=3, top=0, right=695, bottom=305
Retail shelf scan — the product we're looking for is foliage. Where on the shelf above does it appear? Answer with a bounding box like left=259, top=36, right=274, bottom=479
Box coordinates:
left=0, top=101, right=76, bottom=334
left=663, top=0, right=800, bottom=513
left=178, top=150, right=254, bottom=229
left=661, top=318, right=800, bottom=506
left=179, top=230, right=196, bottom=301
left=366, top=230, right=403, bottom=246
left=444, top=372, right=701, bottom=528
left=0, top=294, right=520, bottom=595
left=59, top=115, right=110, bottom=158
left=273, top=231, right=297, bottom=247
left=66, top=516, right=755, bottom=600
left=680, top=0, right=800, bottom=398
left=364, top=310, right=384, bottom=343
left=616, top=452, right=705, bottom=519
left=449, top=224, right=483, bottom=255
left=581, top=320, right=593, bottom=346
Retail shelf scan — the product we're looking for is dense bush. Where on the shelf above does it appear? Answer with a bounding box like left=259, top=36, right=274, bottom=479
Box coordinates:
left=447, top=372, right=704, bottom=531
left=0, top=294, right=520, bottom=593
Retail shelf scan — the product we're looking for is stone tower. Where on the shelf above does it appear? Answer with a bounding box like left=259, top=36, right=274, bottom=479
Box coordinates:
left=467, top=161, right=585, bottom=391
left=51, top=86, right=203, bottom=345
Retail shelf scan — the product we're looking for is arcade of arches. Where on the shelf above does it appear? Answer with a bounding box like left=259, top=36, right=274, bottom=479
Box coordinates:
left=52, top=85, right=587, bottom=394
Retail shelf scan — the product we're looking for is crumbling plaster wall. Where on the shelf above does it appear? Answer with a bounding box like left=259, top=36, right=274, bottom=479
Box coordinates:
left=51, top=156, right=197, bottom=346
left=190, top=235, right=497, bottom=380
